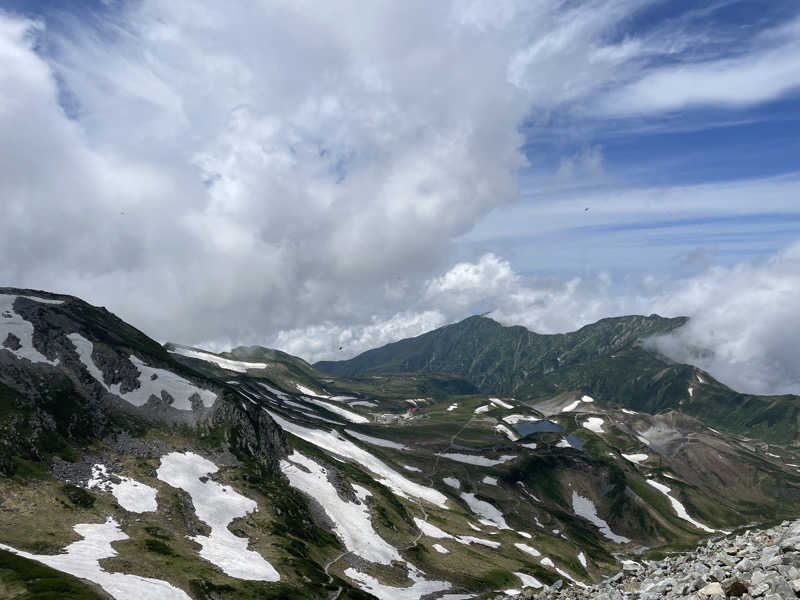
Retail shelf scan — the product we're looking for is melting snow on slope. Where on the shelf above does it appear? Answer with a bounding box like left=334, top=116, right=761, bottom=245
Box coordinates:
left=578, top=552, right=587, bottom=568
left=562, top=395, right=594, bottom=412
left=514, top=543, right=541, bottom=558
left=582, top=417, right=604, bottom=433
left=515, top=572, right=543, bottom=589
left=344, top=567, right=450, bottom=600
left=621, top=453, right=648, bottom=464
left=646, top=480, right=716, bottom=533
left=460, top=493, right=509, bottom=529
left=296, top=383, right=328, bottom=397
left=443, top=477, right=461, bottom=489
left=345, top=429, right=407, bottom=450
left=282, top=451, right=402, bottom=564
left=69, top=334, right=216, bottom=410
left=304, top=398, right=369, bottom=423
left=156, top=452, right=279, bottom=581
left=350, top=400, right=378, bottom=408
left=86, top=464, right=157, bottom=513
left=0, top=294, right=58, bottom=365
left=489, top=398, right=514, bottom=409
left=482, top=476, right=498, bottom=486
left=688, top=386, right=694, bottom=398
left=267, top=410, right=448, bottom=508
left=413, top=518, right=500, bottom=548
left=474, top=405, right=491, bottom=414
left=447, top=403, right=459, bottom=411
left=257, top=382, right=290, bottom=401
left=621, top=408, right=638, bottom=415
left=403, top=465, right=422, bottom=472
left=571, top=491, right=630, bottom=544
left=168, top=346, right=266, bottom=372
left=502, top=414, right=540, bottom=424
left=495, top=424, right=520, bottom=441
left=433, top=543, right=450, bottom=553
left=581, top=395, right=594, bottom=403
left=436, top=453, right=517, bottom=467
left=0, top=517, right=190, bottom=599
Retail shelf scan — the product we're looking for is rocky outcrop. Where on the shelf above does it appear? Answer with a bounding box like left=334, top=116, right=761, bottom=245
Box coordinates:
left=509, top=520, right=800, bottom=600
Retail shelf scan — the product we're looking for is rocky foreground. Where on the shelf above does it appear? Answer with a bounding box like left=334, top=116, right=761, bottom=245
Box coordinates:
left=502, top=519, right=800, bottom=600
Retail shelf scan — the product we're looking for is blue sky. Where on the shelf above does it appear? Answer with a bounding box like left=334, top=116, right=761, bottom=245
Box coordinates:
left=1, top=0, right=800, bottom=393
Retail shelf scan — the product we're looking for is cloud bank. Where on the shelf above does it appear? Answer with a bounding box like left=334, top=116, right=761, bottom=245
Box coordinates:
left=1, top=3, right=799, bottom=396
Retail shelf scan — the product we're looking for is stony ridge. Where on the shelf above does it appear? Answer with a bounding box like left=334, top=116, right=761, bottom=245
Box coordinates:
left=503, top=520, right=800, bottom=600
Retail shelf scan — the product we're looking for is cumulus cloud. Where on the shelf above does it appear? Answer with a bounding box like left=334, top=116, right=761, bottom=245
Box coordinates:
left=1, top=3, right=799, bottom=396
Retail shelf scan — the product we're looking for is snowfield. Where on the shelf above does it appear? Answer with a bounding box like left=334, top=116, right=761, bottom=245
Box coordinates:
left=296, top=383, right=328, bottom=397
left=168, top=346, right=267, bottom=372
left=571, top=491, right=631, bottom=544
left=582, top=417, right=604, bottom=433
left=443, top=476, right=461, bottom=489
left=514, top=543, right=541, bottom=558
left=413, top=517, right=502, bottom=549
left=87, top=464, right=158, bottom=513
left=156, top=452, right=280, bottom=581
left=622, top=453, right=649, bottom=464
left=282, top=451, right=402, bottom=564
left=502, top=414, right=540, bottom=424
left=267, top=410, right=449, bottom=508
left=646, top=479, right=716, bottom=533
left=436, top=453, right=517, bottom=467
left=460, top=492, right=510, bottom=529
left=344, top=567, right=450, bottom=600
left=0, top=517, right=191, bottom=600
left=345, top=429, right=408, bottom=450
left=0, top=294, right=59, bottom=365
left=489, top=398, right=514, bottom=409
left=474, top=404, right=492, bottom=414
left=69, top=334, right=217, bottom=410
left=495, top=423, right=520, bottom=441
left=304, top=397, right=369, bottom=423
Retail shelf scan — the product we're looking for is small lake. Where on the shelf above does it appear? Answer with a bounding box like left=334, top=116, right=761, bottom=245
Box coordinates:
left=513, top=420, right=565, bottom=436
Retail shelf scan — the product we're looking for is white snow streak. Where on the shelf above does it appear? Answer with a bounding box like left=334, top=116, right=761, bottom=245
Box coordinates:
left=86, top=464, right=157, bottom=513
left=0, top=294, right=58, bottom=365
left=621, top=453, right=648, bottom=464
left=156, top=452, right=279, bottom=581
left=69, top=334, right=216, bottom=410
left=436, top=453, right=517, bottom=467
left=345, top=429, right=407, bottom=450
left=460, top=493, right=509, bottom=529
left=582, top=417, right=604, bottom=433
left=646, top=479, right=716, bottom=533
left=304, top=398, right=369, bottom=423
left=168, top=346, right=267, bottom=372
left=267, top=410, right=448, bottom=508
left=571, top=491, right=630, bottom=544
left=495, top=424, right=520, bottom=441
left=0, top=518, right=190, bottom=600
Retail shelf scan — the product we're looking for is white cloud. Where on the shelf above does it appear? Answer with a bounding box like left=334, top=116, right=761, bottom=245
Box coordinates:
left=597, top=17, right=800, bottom=115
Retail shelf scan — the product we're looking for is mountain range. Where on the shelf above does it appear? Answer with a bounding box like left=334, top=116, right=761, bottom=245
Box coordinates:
left=1, top=287, right=799, bottom=600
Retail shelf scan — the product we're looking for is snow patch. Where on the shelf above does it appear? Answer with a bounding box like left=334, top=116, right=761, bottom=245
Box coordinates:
left=282, top=451, right=401, bottom=564
left=304, top=398, right=369, bottom=423
left=561, top=400, right=581, bottom=412
left=443, top=477, right=461, bottom=489
left=571, top=491, right=630, bottom=544
left=495, top=423, right=520, bottom=441
left=433, top=543, right=450, bottom=554
left=460, top=493, right=509, bottom=529
left=520, top=442, right=538, bottom=450
left=502, top=414, right=540, bottom=425
left=582, top=417, right=604, bottom=433
left=515, top=572, right=543, bottom=589
left=482, top=476, right=498, bottom=486
left=156, top=452, right=279, bottom=581
left=621, top=408, right=637, bottom=415
left=436, top=453, right=517, bottom=467
left=0, top=294, right=58, bottom=365
left=70, top=334, right=216, bottom=410
left=646, top=479, right=716, bottom=533
left=474, top=404, right=491, bottom=414
left=578, top=552, right=587, bottom=568
left=447, top=403, right=459, bottom=411
left=296, top=383, right=328, bottom=397
left=267, top=410, right=448, bottom=508
left=344, top=567, right=450, bottom=600
left=344, top=429, right=406, bottom=449
left=168, top=346, right=266, bottom=372
left=514, top=543, right=541, bottom=558
left=350, top=400, right=378, bottom=408
left=489, top=398, right=514, bottom=409
left=581, top=395, right=595, bottom=403
left=0, top=517, right=190, bottom=599
left=86, top=464, right=157, bottom=513
left=403, top=464, right=422, bottom=472
left=621, top=453, right=648, bottom=464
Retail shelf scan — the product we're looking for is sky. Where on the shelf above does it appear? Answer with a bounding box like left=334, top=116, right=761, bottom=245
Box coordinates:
left=1, top=0, right=800, bottom=395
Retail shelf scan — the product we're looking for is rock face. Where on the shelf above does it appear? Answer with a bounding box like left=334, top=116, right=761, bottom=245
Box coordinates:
left=506, top=520, right=800, bottom=600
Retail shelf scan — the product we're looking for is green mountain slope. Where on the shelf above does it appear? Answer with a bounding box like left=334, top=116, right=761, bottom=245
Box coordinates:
left=315, top=315, right=800, bottom=442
